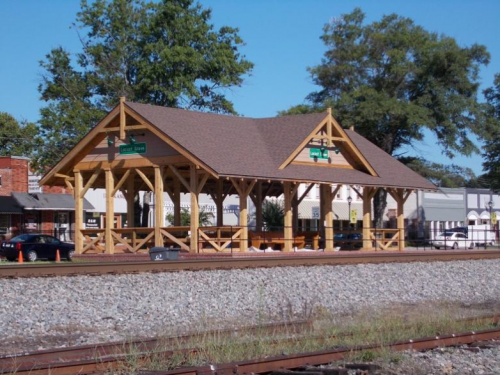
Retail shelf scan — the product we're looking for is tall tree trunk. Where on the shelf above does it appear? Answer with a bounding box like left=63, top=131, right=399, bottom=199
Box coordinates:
left=373, top=188, right=387, bottom=228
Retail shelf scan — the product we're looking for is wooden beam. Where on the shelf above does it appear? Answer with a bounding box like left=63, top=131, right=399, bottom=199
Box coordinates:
left=230, top=178, right=244, bottom=196
left=170, top=165, right=190, bottom=191
left=135, top=168, right=154, bottom=192
left=297, top=183, right=314, bottom=205
left=75, top=155, right=189, bottom=171
left=80, top=167, right=102, bottom=198
left=327, top=108, right=332, bottom=147
left=154, top=166, right=164, bottom=247
left=190, top=165, right=199, bottom=252
left=196, top=172, right=210, bottom=195
left=119, top=96, right=126, bottom=140
left=112, top=169, right=131, bottom=197
left=55, top=173, right=74, bottom=181
left=361, top=187, right=374, bottom=251
left=322, top=184, right=334, bottom=251
left=311, top=135, right=347, bottom=142
left=331, top=184, right=342, bottom=199
left=100, top=124, right=147, bottom=132
left=64, top=179, right=74, bottom=197
left=74, top=171, right=83, bottom=254
left=105, top=168, right=114, bottom=254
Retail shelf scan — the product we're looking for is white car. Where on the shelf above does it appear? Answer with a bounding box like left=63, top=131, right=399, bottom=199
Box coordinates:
left=433, top=232, right=472, bottom=250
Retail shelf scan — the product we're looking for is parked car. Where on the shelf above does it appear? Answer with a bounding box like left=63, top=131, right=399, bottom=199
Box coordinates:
left=432, top=232, right=472, bottom=250
left=0, top=234, right=75, bottom=262
left=334, top=233, right=363, bottom=250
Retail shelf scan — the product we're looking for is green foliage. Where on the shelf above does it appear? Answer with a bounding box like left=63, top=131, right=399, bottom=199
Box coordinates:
left=34, top=0, right=253, bottom=171
left=281, top=8, right=493, bottom=226
left=165, top=207, right=214, bottom=226
left=0, top=112, right=40, bottom=157
left=399, top=157, right=478, bottom=188
left=261, top=199, right=284, bottom=230
left=482, top=74, right=500, bottom=192
left=305, top=8, right=491, bottom=158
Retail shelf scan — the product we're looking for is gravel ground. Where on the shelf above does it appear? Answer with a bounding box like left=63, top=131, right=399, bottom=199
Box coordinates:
left=383, top=344, right=500, bottom=374
left=0, top=259, right=500, bottom=355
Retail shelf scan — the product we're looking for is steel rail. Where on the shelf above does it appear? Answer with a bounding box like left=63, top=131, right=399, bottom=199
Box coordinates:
left=155, top=327, right=500, bottom=375
left=2, top=315, right=499, bottom=375
left=1, top=250, right=499, bottom=278
left=0, top=320, right=312, bottom=375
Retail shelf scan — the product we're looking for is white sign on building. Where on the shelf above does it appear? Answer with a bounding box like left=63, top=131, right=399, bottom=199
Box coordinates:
left=28, top=174, right=42, bottom=193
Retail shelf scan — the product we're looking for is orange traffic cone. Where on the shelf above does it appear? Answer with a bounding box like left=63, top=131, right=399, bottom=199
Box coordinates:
left=18, top=250, right=23, bottom=264
left=56, top=249, right=61, bottom=263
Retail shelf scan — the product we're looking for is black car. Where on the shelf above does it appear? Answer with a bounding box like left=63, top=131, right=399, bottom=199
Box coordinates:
left=334, top=233, right=363, bottom=250
left=0, top=234, right=75, bottom=262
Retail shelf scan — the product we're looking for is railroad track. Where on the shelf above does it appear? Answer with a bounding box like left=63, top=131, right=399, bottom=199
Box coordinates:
left=0, top=320, right=312, bottom=375
left=150, top=327, right=500, bottom=375
left=1, top=250, right=499, bottom=278
left=2, top=315, right=499, bottom=375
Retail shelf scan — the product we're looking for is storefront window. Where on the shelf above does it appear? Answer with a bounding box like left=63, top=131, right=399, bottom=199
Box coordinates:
left=0, top=214, right=9, bottom=236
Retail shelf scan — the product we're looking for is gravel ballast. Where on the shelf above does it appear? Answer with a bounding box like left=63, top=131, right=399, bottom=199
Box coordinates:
left=1, top=259, right=500, bottom=354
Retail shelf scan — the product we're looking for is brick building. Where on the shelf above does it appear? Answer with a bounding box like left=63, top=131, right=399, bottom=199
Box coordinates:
left=0, top=156, right=93, bottom=241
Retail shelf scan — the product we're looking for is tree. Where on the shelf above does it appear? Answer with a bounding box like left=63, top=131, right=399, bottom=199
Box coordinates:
left=0, top=112, right=39, bottom=158
left=281, top=8, right=492, bottom=226
left=482, top=74, right=500, bottom=192
left=165, top=207, right=214, bottom=226
left=34, top=0, right=253, bottom=170
left=261, top=199, right=284, bottom=230
left=399, top=157, right=478, bottom=188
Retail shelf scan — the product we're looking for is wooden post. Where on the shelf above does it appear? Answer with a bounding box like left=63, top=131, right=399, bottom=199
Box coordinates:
left=216, top=178, right=224, bottom=227
left=105, top=168, right=114, bottom=254
left=292, top=193, right=299, bottom=231
left=173, top=177, right=181, bottom=226
left=119, top=96, right=126, bottom=140
left=190, top=165, right=199, bottom=252
left=386, top=188, right=411, bottom=251
left=239, top=181, right=249, bottom=252
left=255, top=181, right=263, bottom=231
left=74, top=170, right=83, bottom=254
left=322, top=184, right=334, bottom=251
left=283, top=182, right=293, bottom=252
left=362, top=187, right=374, bottom=251
left=154, top=166, right=164, bottom=247
left=396, top=189, right=405, bottom=251
left=126, top=172, right=135, bottom=229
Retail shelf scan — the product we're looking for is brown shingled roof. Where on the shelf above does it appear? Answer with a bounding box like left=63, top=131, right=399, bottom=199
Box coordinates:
left=126, top=102, right=436, bottom=190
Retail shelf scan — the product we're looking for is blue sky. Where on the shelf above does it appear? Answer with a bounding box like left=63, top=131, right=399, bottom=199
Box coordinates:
left=1, top=0, right=499, bottom=174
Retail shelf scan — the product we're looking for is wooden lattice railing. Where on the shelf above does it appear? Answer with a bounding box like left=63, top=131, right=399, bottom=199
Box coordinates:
left=198, top=226, right=243, bottom=252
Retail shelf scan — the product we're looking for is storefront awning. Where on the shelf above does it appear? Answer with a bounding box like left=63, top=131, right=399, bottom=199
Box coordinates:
left=11, top=193, right=94, bottom=211
left=0, top=196, right=23, bottom=214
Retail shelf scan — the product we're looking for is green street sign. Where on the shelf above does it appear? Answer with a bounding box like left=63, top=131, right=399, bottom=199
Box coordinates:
left=119, top=142, right=147, bottom=155
left=309, top=148, right=329, bottom=160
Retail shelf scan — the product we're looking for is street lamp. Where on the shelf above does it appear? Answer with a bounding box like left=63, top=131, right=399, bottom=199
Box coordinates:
left=488, top=200, right=493, bottom=224
left=347, top=195, right=353, bottom=230
left=347, top=196, right=353, bottom=249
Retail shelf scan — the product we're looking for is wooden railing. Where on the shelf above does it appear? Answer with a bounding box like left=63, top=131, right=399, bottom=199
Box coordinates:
left=369, top=228, right=400, bottom=250
left=198, top=226, right=243, bottom=252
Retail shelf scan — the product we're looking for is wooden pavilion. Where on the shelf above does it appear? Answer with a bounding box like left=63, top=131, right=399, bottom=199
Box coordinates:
left=40, top=98, right=436, bottom=254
